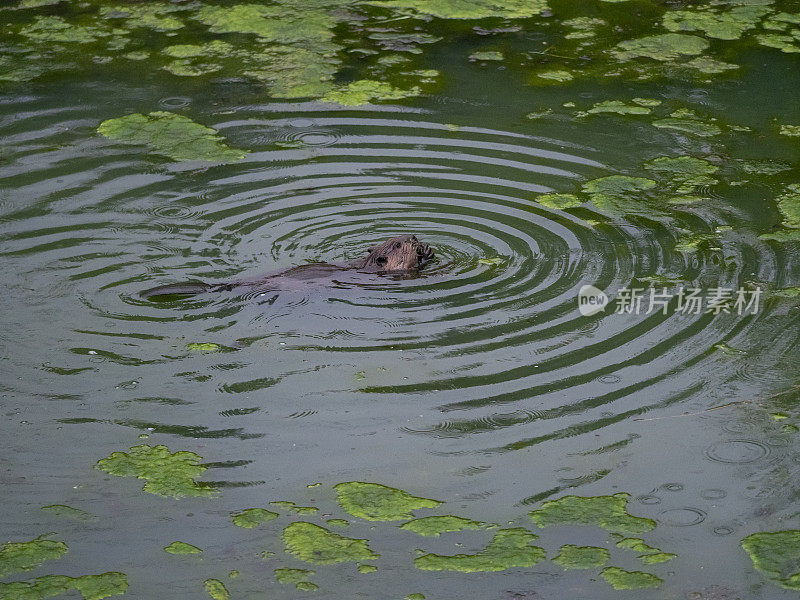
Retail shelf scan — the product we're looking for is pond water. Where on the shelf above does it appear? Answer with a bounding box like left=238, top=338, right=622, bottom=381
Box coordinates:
left=2, top=0, right=800, bottom=598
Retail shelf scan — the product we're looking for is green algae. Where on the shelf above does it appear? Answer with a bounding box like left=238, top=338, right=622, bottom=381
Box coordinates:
left=232, top=508, right=279, bottom=528
left=563, top=17, right=606, bottom=40
left=537, top=193, right=582, bottom=209
left=477, top=257, right=504, bottom=266
left=40, top=505, right=95, bottom=521
left=756, top=33, right=800, bottom=53
left=195, top=4, right=335, bottom=45
left=406, top=595, right=425, bottom=600
left=0, top=573, right=128, bottom=600
left=529, top=493, right=656, bottom=533
left=334, top=482, right=442, bottom=521
left=97, top=112, right=248, bottom=163
left=685, top=56, right=739, bottom=73
left=204, top=579, right=229, bottom=600
left=610, top=34, right=709, bottom=62
left=358, top=564, right=378, bottom=573
left=601, top=566, right=662, bottom=589
left=164, top=541, right=202, bottom=555
left=652, top=109, right=721, bottom=137
left=187, top=343, right=222, bottom=352
left=535, top=70, right=574, bottom=82
left=675, top=231, right=722, bottom=252
left=644, top=156, right=719, bottom=194
left=585, top=100, right=652, bottom=115
left=18, top=0, right=63, bottom=6
left=20, top=16, right=100, bottom=44
left=414, top=528, right=545, bottom=572
left=552, top=544, right=609, bottom=569
left=614, top=537, right=676, bottom=563
left=663, top=6, right=768, bottom=40
left=100, top=4, right=186, bottom=32
left=282, top=522, right=379, bottom=564
left=470, top=51, right=503, bottom=61
left=743, top=529, right=800, bottom=586
left=244, top=45, right=339, bottom=98
left=366, top=0, right=548, bottom=20
left=271, top=501, right=318, bottom=515
left=0, top=536, right=68, bottom=577
left=581, top=176, right=659, bottom=217
left=95, top=444, right=216, bottom=498
left=767, top=185, right=800, bottom=233
left=399, top=515, right=484, bottom=537
left=780, top=125, right=800, bottom=136
left=326, top=519, right=350, bottom=527
left=321, top=80, right=421, bottom=106
left=275, top=568, right=316, bottom=590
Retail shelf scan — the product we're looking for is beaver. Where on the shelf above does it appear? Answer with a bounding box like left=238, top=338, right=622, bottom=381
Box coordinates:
left=140, top=234, right=434, bottom=300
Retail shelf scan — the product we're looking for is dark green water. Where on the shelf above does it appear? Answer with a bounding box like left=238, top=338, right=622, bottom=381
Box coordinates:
left=3, top=0, right=800, bottom=598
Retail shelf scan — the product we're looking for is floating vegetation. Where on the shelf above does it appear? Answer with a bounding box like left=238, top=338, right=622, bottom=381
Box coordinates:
left=563, top=17, right=606, bottom=40
left=358, top=564, right=378, bottom=573
left=204, top=579, right=229, bottom=600
left=232, top=508, right=279, bottom=528
left=536, top=193, right=582, bottom=209
left=674, top=231, right=723, bottom=253
left=40, top=505, right=95, bottom=521
left=365, top=0, right=549, bottom=20
left=643, top=156, right=719, bottom=195
left=552, top=544, right=610, bottom=569
left=0, top=573, right=128, bottom=600
left=601, top=566, right=663, bottom=589
left=271, top=501, right=318, bottom=515
left=581, top=176, right=659, bottom=217
left=529, top=494, right=656, bottom=533
left=780, top=124, right=800, bottom=136
left=685, top=56, right=739, bottom=73
left=662, top=6, right=769, bottom=40
left=582, top=100, right=652, bottom=115
left=535, top=69, right=574, bottom=82
left=652, top=109, right=721, bottom=137
left=470, top=51, right=503, bottom=61
left=275, top=568, right=318, bottom=590
left=334, top=482, right=442, bottom=521
left=282, top=522, right=379, bottom=564
left=95, top=445, right=216, bottom=499
left=0, top=536, right=68, bottom=577
left=321, top=80, right=421, bottom=106
left=614, top=536, right=676, bottom=564
left=761, top=185, right=800, bottom=241
left=164, top=541, right=202, bottom=555
left=326, top=519, right=350, bottom=527
left=741, top=530, right=800, bottom=589
left=97, top=112, right=248, bottom=162
left=610, top=34, right=709, bottom=62
left=399, top=515, right=484, bottom=537
left=100, top=3, right=187, bottom=32
left=186, top=343, right=222, bottom=352
left=414, top=528, right=545, bottom=572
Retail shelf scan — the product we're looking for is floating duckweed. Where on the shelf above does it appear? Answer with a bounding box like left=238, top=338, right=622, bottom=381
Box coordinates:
left=123, top=51, right=150, bottom=61
left=321, top=80, right=421, bottom=106
left=399, top=515, right=484, bottom=537
left=529, top=493, right=656, bottom=533
left=652, top=109, right=721, bottom=136
left=366, top=0, right=549, bottom=20
left=244, top=45, right=339, bottom=98
left=0, top=573, right=128, bottom=600
left=756, top=33, right=800, bottom=53
left=742, top=530, right=800, bottom=589
left=581, top=176, right=659, bottom=217
left=640, top=552, right=677, bottom=563
left=358, top=564, right=378, bottom=573
left=415, top=528, right=545, bottom=572
left=164, top=541, right=202, bottom=555
left=780, top=125, right=800, bottom=136
left=563, top=17, right=606, bottom=40
left=334, top=482, right=442, bottom=521
left=685, top=56, right=739, bottom=73
left=232, top=508, right=279, bottom=528
left=20, top=16, right=102, bottom=43
left=610, top=34, right=709, bottom=61
left=97, top=112, right=248, bottom=162
left=601, top=566, right=663, bottom=589
left=0, top=536, right=69, bottom=577
left=614, top=537, right=676, bottom=563
left=19, top=0, right=64, bottom=6
left=406, top=595, right=425, bottom=600
left=772, top=412, right=790, bottom=420
left=469, top=51, right=503, bottom=61
left=772, top=287, right=800, bottom=298
left=100, top=4, right=186, bottom=31
left=526, top=109, right=553, bottom=119
left=271, top=501, right=318, bottom=515
left=632, top=98, right=661, bottom=107
left=662, top=6, right=768, bottom=40
left=674, top=232, right=720, bottom=253
left=40, top=505, right=95, bottom=521
left=204, top=579, right=229, bottom=600
left=537, top=193, right=581, bottom=209
left=163, top=41, right=235, bottom=60
left=95, top=444, right=216, bottom=498
left=282, top=522, right=379, bottom=564
left=536, top=70, right=574, bottom=82
left=196, top=4, right=335, bottom=45
left=737, top=160, right=791, bottom=175
left=553, top=544, right=610, bottom=569
left=275, top=567, right=316, bottom=590
left=770, top=185, right=800, bottom=230
left=187, top=343, right=222, bottom=352
left=644, top=156, right=719, bottom=194
left=326, top=519, right=350, bottom=527
left=586, top=100, right=651, bottom=115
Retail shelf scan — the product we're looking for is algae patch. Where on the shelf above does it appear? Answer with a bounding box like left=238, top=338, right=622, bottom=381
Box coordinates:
left=95, top=445, right=216, bottom=498
left=0, top=573, right=128, bottom=600
left=282, top=522, right=379, bottom=564
left=232, top=508, right=279, bottom=528
left=275, top=568, right=317, bottom=591
left=652, top=109, right=721, bottom=137
left=741, top=530, right=800, bottom=590
left=322, top=80, right=421, bottom=106
left=610, top=34, right=709, bottom=62
left=529, top=494, right=656, bottom=533
left=399, top=515, right=484, bottom=537
left=536, top=193, right=581, bottom=209
left=414, top=528, right=545, bottom=572
left=335, top=482, right=442, bottom=521
left=97, top=112, right=248, bottom=162
left=0, top=536, right=68, bottom=577
left=271, top=501, right=318, bottom=515
left=204, top=579, right=229, bottom=600
left=614, top=536, right=676, bottom=563
left=552, top=544, right=609, bottom=569
left=164, top=541, right=202, bottom=555
left=601, top=566, right=663, bottom=589
left=366, top=0, right=549, bottom=20
left=40, top=505, right=95, bottom=521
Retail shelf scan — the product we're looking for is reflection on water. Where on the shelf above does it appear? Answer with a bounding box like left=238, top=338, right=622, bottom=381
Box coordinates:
left=1, top=42, right=800, bottom=600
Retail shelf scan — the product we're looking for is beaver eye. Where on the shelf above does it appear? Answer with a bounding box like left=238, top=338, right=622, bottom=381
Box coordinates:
left=395, top=242, right=402, bottom=249
left=376, top=257, right=387, bottom=266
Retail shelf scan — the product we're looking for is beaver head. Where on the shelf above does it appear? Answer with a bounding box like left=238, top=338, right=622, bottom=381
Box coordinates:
left=357, top=234, right=434, bottom=272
